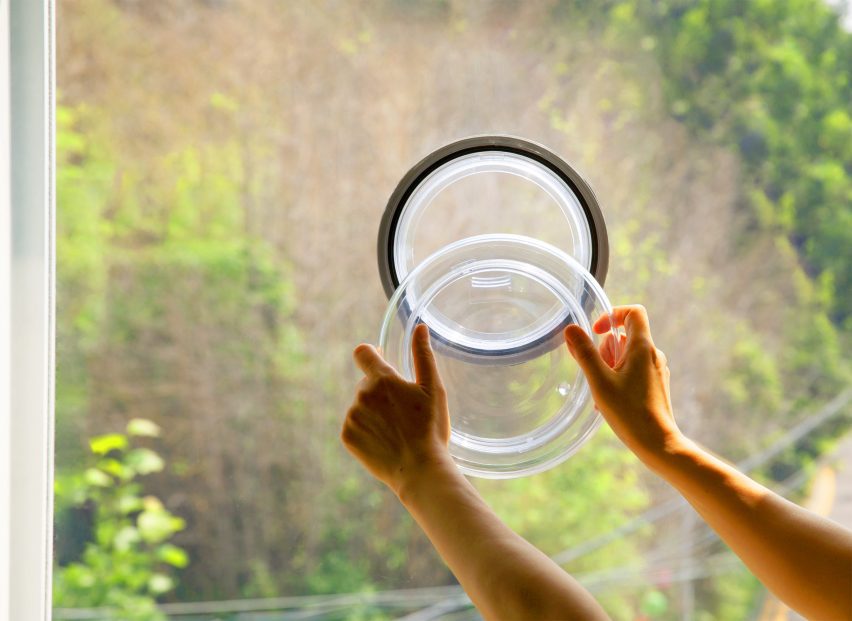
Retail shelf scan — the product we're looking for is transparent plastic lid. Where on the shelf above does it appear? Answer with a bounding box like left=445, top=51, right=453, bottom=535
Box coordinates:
left=379, top=234, right=619, bottom=478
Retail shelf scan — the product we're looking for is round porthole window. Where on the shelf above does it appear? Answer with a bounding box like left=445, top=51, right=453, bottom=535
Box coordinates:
left=376, top=136, right=617, bottom=478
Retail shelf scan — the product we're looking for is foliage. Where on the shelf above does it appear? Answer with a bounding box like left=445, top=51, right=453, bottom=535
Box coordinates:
left=608, top=0, right=852, bottom=329
left=53, top=419, right=188, bottom=620
left=55, top=94, right=306, bottom=600
left=53, top=1, right=851, bottom=619
left=54, top=100, right=114, bottom=470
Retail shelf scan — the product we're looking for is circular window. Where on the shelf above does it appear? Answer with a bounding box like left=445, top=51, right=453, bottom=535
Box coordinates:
left=378, top=135, right=609, bottom=295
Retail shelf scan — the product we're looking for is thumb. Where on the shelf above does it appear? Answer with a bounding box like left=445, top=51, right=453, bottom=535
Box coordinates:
left=411, top=324, right=442, bottom=392
left=564, top=324, right=611, bottom=390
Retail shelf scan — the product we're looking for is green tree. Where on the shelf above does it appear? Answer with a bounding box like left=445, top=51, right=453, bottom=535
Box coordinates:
left=617, top=0, right=852, bottom=327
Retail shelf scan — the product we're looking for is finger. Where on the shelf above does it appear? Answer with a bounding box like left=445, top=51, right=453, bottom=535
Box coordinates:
left=411, top=324, right=442, bottom=391
left=593, top=305, right=652, bottom=344
left=653, top=347, right=668, bottom=368
left=564, top=324, right=612, bottom=389
left=353, top=343, right=398, bottom=378
left=599, top=332, right=627, bottom=369
left=600, top=332, right=616, bottom=368
left=340, top=414, right=361, bottom=447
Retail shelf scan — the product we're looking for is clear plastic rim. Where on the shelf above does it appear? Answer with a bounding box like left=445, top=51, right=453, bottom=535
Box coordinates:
left=379, top=234, right=619, bottom=478
left=460, top=416, right=605, bottom=480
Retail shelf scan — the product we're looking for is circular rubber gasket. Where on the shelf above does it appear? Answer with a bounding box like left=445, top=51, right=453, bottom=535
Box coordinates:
left=376, top=135, right=610, bottom=300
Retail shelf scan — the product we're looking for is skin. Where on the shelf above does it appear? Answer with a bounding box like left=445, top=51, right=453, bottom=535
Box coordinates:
left=341, top=306, right=852, bottom=621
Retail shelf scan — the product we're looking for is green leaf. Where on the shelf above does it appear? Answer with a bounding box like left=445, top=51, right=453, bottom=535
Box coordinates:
left=98, top=458, right=128, bottom=479
left=126, top=448, right=165, bottom=475
left=83, top=468, right=112, bottom=487
left=113, top=525, right=141, bottom=551
left=62, top=563, right=96, bottom=589
left=89, top=433, right=127, bottom=455
left=127, top=418, right=161, bottom=438
left=147, top=573, right=174, bottom=595
left=137, top=500, right=185, bottom=543
left=118, top=493, right=144, bottom=515
left=54, top=473, right=88, bottom=506
left=156, top=543, right=189, bottom=568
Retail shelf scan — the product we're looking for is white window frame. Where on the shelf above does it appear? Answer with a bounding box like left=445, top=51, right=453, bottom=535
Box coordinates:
left=2, top=1, right=55, bottom=620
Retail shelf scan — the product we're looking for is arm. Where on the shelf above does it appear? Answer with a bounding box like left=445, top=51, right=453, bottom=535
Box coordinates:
left=564, top=305, right=852, bottom=621
left=400, top=456, right=608, bottom=621
left=341, top=325, right=610, bottom=621
left=651, top=438, right=852, bottom=620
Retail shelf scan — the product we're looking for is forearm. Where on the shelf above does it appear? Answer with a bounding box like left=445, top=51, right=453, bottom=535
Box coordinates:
left=398, top=456, right=609, bottom=621
left=647, top=437, right=852, bottom=620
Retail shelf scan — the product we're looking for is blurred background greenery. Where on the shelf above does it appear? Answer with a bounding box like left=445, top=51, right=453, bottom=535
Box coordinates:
left=53, top=1, right=851, bottom=619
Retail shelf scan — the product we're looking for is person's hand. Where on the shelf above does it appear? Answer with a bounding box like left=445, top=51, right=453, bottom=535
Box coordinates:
left=563, top=304, right=684, bottom=467
left=341, top=324, right=451, bottom=496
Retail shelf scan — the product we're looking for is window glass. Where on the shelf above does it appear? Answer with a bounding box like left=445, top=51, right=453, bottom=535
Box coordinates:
left=53, top=1, right=852, bottom=619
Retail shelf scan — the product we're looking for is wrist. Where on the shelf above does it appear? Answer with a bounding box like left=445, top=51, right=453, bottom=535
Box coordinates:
left=395, top=451, right=460, bottom=506
left=642, top=433, right=701, bottom=475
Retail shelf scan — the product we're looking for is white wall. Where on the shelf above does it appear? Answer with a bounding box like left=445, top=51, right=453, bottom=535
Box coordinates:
left=5, top=1, right=54, bottom=620
left=0, top=0, right=11, bottom=618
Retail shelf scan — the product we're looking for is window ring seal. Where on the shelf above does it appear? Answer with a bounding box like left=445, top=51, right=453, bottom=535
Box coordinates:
left=376, top=135, right=610, bottom=299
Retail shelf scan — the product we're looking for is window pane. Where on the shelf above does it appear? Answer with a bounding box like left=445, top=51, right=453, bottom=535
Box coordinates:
left=53, top=2, right=852, bottom=620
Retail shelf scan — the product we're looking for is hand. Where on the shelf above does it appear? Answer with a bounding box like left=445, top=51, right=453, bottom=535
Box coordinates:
left=341, top=324, right=451, bottom=496
left=563, top=304, right=684, bottom=467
